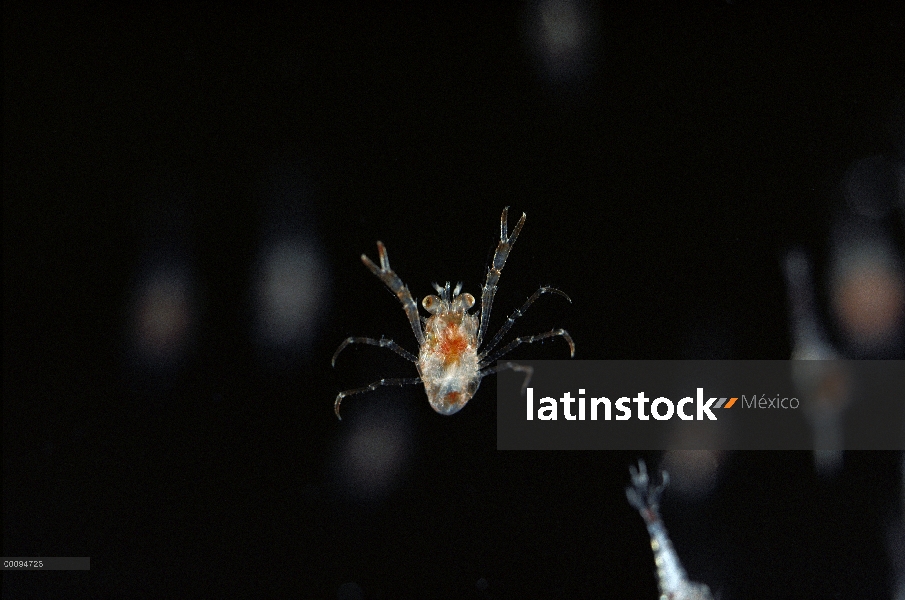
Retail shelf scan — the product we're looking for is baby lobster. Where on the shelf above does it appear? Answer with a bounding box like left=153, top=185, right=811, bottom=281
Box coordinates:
left=626, top=460, right=714, bottom=600
left=332, top=207, right=575, bottom=419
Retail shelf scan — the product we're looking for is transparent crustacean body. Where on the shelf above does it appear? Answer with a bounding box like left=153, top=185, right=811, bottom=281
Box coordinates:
left=417, top=282, right=481, bottom=414
left=626, top=460, right=714, bottom=600
left=332, top=207, right=575, bottom=418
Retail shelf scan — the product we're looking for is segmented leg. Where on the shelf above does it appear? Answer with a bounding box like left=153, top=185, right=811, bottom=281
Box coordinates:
left=626, top=459, right=667, bottom=515
left=361, top=241, right=425, bottom=345
left=478, top=286, right=571, bottom=360
left=477, top=207, right=526, bottom=346
left=478, top=328, right=575, bottom=368
left=334, top=376, right=423, bottom=419
left=331, top=336, right=417, bottom=367
left=478, top=361, right=534, bottom=393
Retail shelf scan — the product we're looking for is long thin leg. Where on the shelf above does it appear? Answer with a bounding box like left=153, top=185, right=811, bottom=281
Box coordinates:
left=361, top=241, right=425, bottom=345
left=334, top=376, right=423, bottom=419
left=478, top=328, right=575, bottom=367
left=477, top=207, right=526, bottom=346
left=478, top=286, right=571, bottom=360
left=332, top=336, right=417, bottom=367
left=478, top=361, right=534, bottom=393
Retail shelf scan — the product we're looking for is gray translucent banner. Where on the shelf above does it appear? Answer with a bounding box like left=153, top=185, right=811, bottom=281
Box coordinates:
left=496, top=360, right=905, bottom=450
left=2, top=557, right=90, bottom=570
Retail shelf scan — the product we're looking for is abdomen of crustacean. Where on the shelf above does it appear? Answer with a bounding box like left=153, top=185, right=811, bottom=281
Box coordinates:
left=419, top=313, right=480, bottom=415
left=422, top=370, right=479, bottom=414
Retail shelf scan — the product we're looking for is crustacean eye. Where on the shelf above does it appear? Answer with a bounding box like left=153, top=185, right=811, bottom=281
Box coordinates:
left=422, top=295, right=442, bottom=314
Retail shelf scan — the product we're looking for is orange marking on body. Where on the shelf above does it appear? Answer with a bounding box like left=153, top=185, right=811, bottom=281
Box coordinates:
left=332, top=207, right=574, bottom=419
left=440, top=322, right=468, bottom=365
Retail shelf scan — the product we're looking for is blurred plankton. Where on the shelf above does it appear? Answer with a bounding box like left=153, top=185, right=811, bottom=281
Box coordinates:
left=627, top=460, right=714, bottom=600
left=332, top=207, right=574, bottom=419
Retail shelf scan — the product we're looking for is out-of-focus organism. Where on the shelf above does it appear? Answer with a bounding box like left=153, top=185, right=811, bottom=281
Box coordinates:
left=251, top=237, right=327, bottom=352
left=828, top=236, right=905, bottom=358
left=784, top=151, right=905, bottom=476
left=331, top=396, right=413, bottom=503
left=523, top=0, right=598, bottom=86
left=833, top=155, right=905, bottom=356
left=332, top=207, right=575, bottom=419
left=129, top=261, right=196, bottom=374
left=125, top=191, right=199, bottom=385
left=783, top=249, right=851, bottom=477
left=626, top=460, right=714, bottom=600
left=250, top=165, right=330, bottom=367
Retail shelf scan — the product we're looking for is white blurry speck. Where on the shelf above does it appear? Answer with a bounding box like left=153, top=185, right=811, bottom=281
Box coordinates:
left=250, top=163, right=330, bottom=364
left=252, top=237, right=327, bottom=351
left=541, top=1, right=583, bottom=54
left=128, top=262, right=196, bottom=374
left=524, top=0, right=597, bottom=86
left=332, top=396, right=414, bottom=503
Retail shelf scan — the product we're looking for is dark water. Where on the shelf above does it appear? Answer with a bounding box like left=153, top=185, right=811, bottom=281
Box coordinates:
left=4, top=3, right=903, bottom=598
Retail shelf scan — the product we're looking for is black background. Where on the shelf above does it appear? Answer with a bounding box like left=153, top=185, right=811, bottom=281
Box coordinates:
left=4, top=3, right=904, bottom=598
